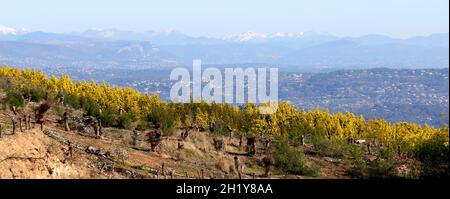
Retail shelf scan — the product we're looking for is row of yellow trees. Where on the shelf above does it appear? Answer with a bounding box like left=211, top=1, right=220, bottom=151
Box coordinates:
left=1, top=66, right=448, bottom=161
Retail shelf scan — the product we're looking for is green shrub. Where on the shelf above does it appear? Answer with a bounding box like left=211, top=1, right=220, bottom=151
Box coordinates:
left=419, top=161, right=449, bottom=178
left=99, top=108, right=117, bottom=127
left=212, top=121, right=229, bottom=136
left=272, top=137, right=319, bottom=176
left=136, top=120, right=151, bottom=131
left=79, top=96, right=89, bottom=110
left=82, top=99, right=100, bottom=117
left=347, top=156, right=399, bottom=179
left=309, top=134, right=355, bottom=158
left=346, top=159, right=367, bottom=179
left=414, top=135, right=449, bottom=163
left=367, top=159, right=398, bottom=179
left=4, top=90, right=24, bottom=108
left=287, top=126, right=304, bottom=146
left=23, top=86, right=46, bottom=102
left=345, top=145, right=368, bottom=179
left=146, top=107, right=175, bottom=136
left=117, top=113, right=133, bottom=129
left=412, top=130, right=449, bottom=178
left=64, top=94, right=81, bottom=109
left=53, top=103, right=65, bottom=118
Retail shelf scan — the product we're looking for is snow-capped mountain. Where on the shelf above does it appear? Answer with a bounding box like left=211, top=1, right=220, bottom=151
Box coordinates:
left=0, top=25, right=29, bottom=40
left=0, top=26, right=448, bottom=70
left=223, top=31, right=307, bottom=42
left=75, top=28, right=179, bottom=39
left=72, top=28, right=226, bottom=45
left=0, top=25, right=28, bottom=35
left=0, top=25, right=18, bottom=35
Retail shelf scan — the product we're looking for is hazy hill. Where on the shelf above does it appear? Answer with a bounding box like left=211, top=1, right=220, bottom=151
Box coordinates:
left=280, top=40, right=449, bottom=69
left=1, top=27, right=448, bottom=71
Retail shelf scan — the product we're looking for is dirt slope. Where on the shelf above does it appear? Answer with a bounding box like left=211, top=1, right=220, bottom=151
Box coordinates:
left=0, top=128, right=95, bottom=179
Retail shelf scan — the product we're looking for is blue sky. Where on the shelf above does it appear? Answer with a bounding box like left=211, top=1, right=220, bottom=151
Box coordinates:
left=1, top=0, right=448, bottom=38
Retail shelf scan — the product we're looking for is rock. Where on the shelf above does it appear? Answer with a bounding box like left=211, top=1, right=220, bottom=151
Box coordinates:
left=356, top=139, right=366, bottom=145
left=323, top=157, right=342, bottom=163
left=86, top=146, right=99, bottom=154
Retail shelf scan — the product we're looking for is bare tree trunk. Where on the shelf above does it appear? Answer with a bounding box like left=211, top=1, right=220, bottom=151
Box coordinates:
left=234, top=156, right=242, bottom=179
left=32, top=115, right=36, bottom=129
left=19, top=118, right=23, bottom=132
left=28, top=115, right=32, bottom=130
left=64, top=120, right=70, bottom=131
left=23, top=116, right=27, bottom=131
left=98, top=119, right=102, bottom=136
left=93, top=122, right=100, bottom=138
left=12, top=119, right=16, bottom=134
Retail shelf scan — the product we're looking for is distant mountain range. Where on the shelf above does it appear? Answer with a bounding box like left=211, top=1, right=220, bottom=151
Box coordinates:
left=0, top=25, right=448, bottom=71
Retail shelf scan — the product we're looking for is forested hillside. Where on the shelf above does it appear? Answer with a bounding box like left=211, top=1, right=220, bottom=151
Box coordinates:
left=1, top=66, right=448, bottom=178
